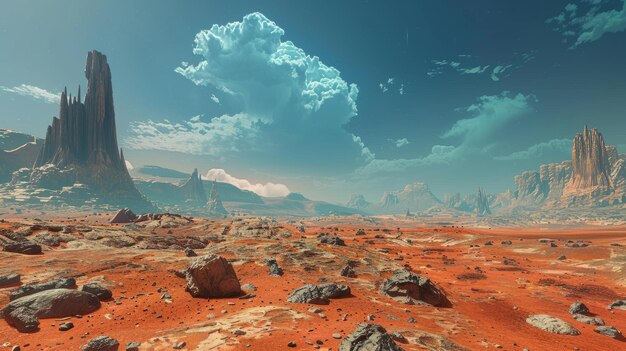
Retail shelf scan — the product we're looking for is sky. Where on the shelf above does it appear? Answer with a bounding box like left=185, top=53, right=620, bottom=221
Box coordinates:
left=1, top=0, right=626, bottom=203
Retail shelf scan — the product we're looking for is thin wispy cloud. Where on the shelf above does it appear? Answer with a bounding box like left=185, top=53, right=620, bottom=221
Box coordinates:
left=203, top=168, right=290, bottom=197
left=427, top=52, right=535, bottom=81
left=0, top=84, right=60, bottom=104
left=547, top=0, right=626, bottom=48
left=494, top=138, right=571, bottom=161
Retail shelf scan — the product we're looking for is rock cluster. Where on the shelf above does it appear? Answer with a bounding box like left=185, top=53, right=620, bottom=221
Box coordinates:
left=339, top=323, right=404, bottom=351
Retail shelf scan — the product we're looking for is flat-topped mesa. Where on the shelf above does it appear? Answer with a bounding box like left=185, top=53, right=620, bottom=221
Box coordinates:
left=562, top=126, right=613, bottom=199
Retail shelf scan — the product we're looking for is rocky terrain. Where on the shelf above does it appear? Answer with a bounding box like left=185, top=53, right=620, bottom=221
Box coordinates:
left=0, top=212, right=624, bottom=350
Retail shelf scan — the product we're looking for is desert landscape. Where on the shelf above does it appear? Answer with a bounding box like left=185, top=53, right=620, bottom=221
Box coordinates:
left=2, top=2, right=626, bottom=350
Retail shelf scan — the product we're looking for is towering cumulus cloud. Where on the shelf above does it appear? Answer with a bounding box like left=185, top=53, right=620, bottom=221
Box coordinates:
left=129, top=12, right=365, bottom=174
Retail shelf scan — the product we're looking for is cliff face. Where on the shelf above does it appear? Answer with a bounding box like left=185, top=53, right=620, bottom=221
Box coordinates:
left=207, top=181, right=228, bottom=215
left=476, top=187, right=491, bottom=216
left=30, top=50, right=152, bottom=210
left=562, top=126, right=612, bottom=198
left=379, top=182, right=442, bottom=213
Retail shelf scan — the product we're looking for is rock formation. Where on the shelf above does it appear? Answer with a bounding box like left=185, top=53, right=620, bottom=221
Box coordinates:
left=207, top=180, right=228, bottom=215
left=379, top=182, right=442, bottom=213
left=185, top=255, right=241, bottom=298
left=476, top=187, right=491, bottom=216
left=27, top=50, right=153, bottom=211
left=0, top=129, right=42, bottom=182
left=339, top=323, right=405, bottom=351
left=346, top=194, right=371, bottom=210
left=179, top=168, right=207, bottom=204
left=379, top=270, right=448, bottom=307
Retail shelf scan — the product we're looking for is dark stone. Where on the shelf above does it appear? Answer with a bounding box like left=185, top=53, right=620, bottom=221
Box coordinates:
left=568, top=302, right=589, bottom=315
left=3, top=241, right=42, bottom=255
left=341, top=265, right=356, bottom=278
left=10, top=277, right=76, bottom=301
left=0, top=289, right=100, bottom=332
left=81, top=335, right=120, bottom=351
left=110, top=209, right=137, bottom=224
left=59, top=322, right=74, bottom=331
left=185, top=255, right=242, bottom=298
left=265, top=258, right=283, bottom=276
left=287, top=283, right=350, bottom=305
left=339, top=323, right=404, bottom=351
left=594, top=326, right=622, bottom=338
left=184, top=247, right=197, bottom=257
left=0, top=273, right=21, bottom=288
left=81, top=283, right=113, bottom=301
left=379, top=270, right=448, bottom=307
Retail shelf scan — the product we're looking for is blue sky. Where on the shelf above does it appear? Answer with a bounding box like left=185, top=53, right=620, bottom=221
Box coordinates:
left=1, top=0, right=625, bottom=203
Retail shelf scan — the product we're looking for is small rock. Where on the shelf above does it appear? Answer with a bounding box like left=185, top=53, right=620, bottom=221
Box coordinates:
left=81, top=283, right=113, bottom=301
left=594, top=325, right=622, bottom=338
left=125, top=342, right=141, bottom=351
left=568, top=302, right=589, bottom=315
left=288, top=341, right=297, bottom=348
left=59, top=322, right=74, bottom=331
left=332, top=333, right=342, bottom=339
left=526, top=314, right=580, bottom=335
left=607, top=300, right=626, bottom=310
left=81, top=335, right=120, bottom=351
left=184, top=247, right=197, bottom=257
left=173, top=341, right=186, bottom=349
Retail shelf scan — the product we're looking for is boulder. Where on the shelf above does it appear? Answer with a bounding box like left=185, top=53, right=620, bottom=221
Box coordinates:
left=265, top=258, right=283, bottom=276
left=0, top=273, right=21, bottom=288
left=569, top=302, right=589, bottom=315
left=379, top=270, right=448, bottom=307
left=185, top=255, right=241, bottom=298
left=10, top=277, right=76, bottom=301
left=608, top=300, right=626, bottom=310
left=526, top=314, right=580, bottom=335
left=2, top=241, right=42, bottom=255
left=341, top=265, right=357, bottom=278
left=287, top=283, right=350, bottom=305
left=0, top=289, right=101, bottom=332
left=81, top=335, right=120, bottom=351
left=339, top=323, right=404, bottom=351
left=594, top=325, right=622, bottom=339
left=81, top=283, right=113, bottom=301
left=573, top=314, right=604, bottom=326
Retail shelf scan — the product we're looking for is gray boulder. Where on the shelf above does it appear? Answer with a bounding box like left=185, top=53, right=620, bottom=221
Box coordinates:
left=81, top=335, right=120, bottom=351
left=0, top=288, right=101, bottom=332
left=339, top=323, right=404, bottom=351
left=81, top=283, right=113, bottom=301
left=379, top=270, right=448, bottom=307
left=568, top=302, right=589, bottom=315
left=526, top=314, right=580, bottom=335
left=594, top=326, right=622, bottom=339
left=110, top=208, right=137, bottom=224
left=607, top=300, right=626, bottom=310
left=572, top=313, right=604, bottom=326
left=185, top=255, right=242, bottom=298
left=10, top=277, right=76, bottom=301
left=0, top=273, right=20, bottom=288
left=287, top=283, right=351, bottom=305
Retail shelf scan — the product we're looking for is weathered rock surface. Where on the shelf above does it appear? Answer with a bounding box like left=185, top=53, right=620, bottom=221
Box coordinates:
left=81, top=283, right=112, bottom=301
left=594, top=325, right=622, bottom=338
left=185, top=255, right=241, bottom=298
left=339, top=323, right=404, bottom=351
left=563, top=126, right=612, bottom=198
left=568, top=302, right=589, bottom=315
left=572, top=314, right=604, bottom=326
left=0, top=289, right=100, bottom=332
left=525, top=314, right=580, bottom=335
left=10, top=277, right=76, bottom=301
left=379, top=270, right=448, bottom=307
left=287, top=283, right=350, bottom=305
left=0, top=273, right=20, bottom=287
left=81, top=335, right=120, bottom=351
left=608, top=300, right=626, bottom=310
left=2, top=241, right=42, bottom=255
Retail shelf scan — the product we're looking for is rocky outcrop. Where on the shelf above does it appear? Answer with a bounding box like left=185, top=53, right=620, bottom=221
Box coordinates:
left=287, top=283, right=351, bottom=305
left=379, top=270, right=448, bottom=307
left=185, top=255, right=241, bottom=298
left=526, top=314, right=580, bottom=335
left=339, top=323, right=405, bottom=351
left=10, top=277, right=76, bottom=301
left=443, top=192, right=473, bottom=212
left=0, top=289, right=101, bottom=332
left=29, top=50, right=153, bottom=211
left=0, top=130, right=42, bottom=183
left=564, top=126, right=612, bottom=193
left=346, top=194, right=371, bottom=210
left=81, top=336, right=120, bottom=351
left=379, top=183, right=442, bottom=214
left=179, top=168, right=207, bottom=204
left=476, top=187, right=491, bottom=216
left=207, top=181, right=228, bottom=215
left=110, top=208, right=138, bottom=224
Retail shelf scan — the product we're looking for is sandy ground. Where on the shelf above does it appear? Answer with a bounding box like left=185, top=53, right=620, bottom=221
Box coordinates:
left=0, top=213, right=625, bottom=350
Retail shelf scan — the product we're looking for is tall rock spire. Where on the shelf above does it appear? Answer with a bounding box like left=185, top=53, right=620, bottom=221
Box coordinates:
left=563, top=126, right=612, bottom=198
left=31, top=50, right=153, bottom=211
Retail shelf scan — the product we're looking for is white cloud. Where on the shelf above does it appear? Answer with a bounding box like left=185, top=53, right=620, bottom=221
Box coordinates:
left=126, top=114, right=258, bottom=156
left=210, top=94, right=220, bottom=104
left=203, top=168, right=290, bottom=197
left=379, top=77, right=404, bottom=95
left=393, top=138, right=410, bottom=148
left=129, top=12, right=367, bottom=173
left=428, top=53, right=534, bottom=81
left=548, top=0, right=626, bottom=47
left=495, top=138, right=571, bottom=161
left=0, top=84, right=59, bottom=104
left=355, top=92, right=535, bottom=175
